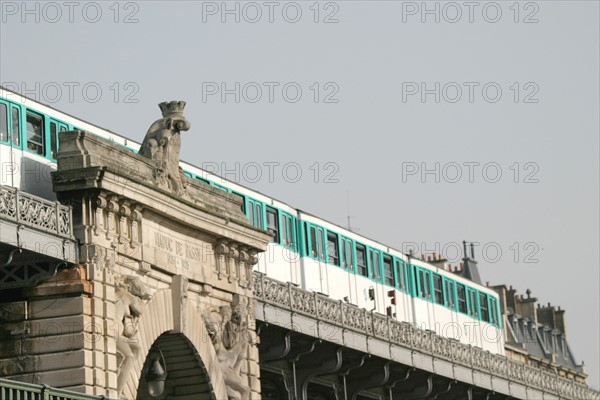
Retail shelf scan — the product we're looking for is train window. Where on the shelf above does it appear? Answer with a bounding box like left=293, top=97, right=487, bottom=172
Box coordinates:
left=383, top=256, right=394, bottom=286
left=479, top=293, right=489, bottom=322
left=489, top=298, right=498, bottom=325
left=231, top=192, right=245, bottom=213
left=418, top=269, right=431, bottom=299
left=248, top=204, right=254, bottom=227
left=444, top=280, right=455, bottom=308
left=0, top=103, right=7, bottom=142
left=310, top=227, right=317, bottom=257
left=468, top=289, right=478, bottom=317
left=342, top=238, right=353, bottom=270
left=316, top=229, right=324, bottom=260
left=433, top=275, right=443, bottom=304
left=254, top=203, right=263, bottom=228
left=457, top=284, right=467, bottom=313
left=309, top=226, right=325, bottom=260
left=281, top=214, right=295, bottom=248
left=26, top=112, right=45, bottom=155
left=247, top=199, right=263, bottom=228
left=395, top=260, right=406, bottom=290
left=266, top=208, right=279, bottom=243
left=11, top=107, right=20, bottom=146
left=356, top=245, right=367, bottom=276
left=327, top=232, right=339, bottom=266
left=369, top=250, right=381, bottom=280
left=50, top=122, right=58, bottom=159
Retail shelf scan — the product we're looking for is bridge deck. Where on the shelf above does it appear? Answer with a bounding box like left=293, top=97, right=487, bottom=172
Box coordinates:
left=253, top=272, right=599, bottom=400
left=0, top=185, right=78, bottom=288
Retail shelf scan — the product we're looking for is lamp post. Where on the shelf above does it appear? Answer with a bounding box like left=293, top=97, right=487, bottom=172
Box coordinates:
left=146, top=348, right=167, bottom=397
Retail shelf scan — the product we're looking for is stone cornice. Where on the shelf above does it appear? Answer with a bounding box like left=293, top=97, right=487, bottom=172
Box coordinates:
left=51, top=131, right=271, bottom=251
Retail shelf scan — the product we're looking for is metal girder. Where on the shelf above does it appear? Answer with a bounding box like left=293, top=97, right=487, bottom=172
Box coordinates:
left=293, top=345, right=345, bottom=400
left=346, top=358, right=391, bottom=400
left=0, top=244, right=69, bottom=289
left=257, top=319, right=520, bottom=400
left=389, top=372, right=434, bottom=400
left=259, top=323, right=294, bottom=362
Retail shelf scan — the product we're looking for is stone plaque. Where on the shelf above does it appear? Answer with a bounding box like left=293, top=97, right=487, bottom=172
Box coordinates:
left=142, top=219, right=214, bottom=279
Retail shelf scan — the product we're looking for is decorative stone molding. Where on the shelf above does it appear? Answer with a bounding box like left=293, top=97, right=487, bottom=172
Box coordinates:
left=214, top=240, right=260, bottom=288
left=92, top=192, right=145, bottom=260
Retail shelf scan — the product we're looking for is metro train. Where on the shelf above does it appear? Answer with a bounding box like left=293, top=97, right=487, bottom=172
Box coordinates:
left=0, top=87, right=505, bottom=355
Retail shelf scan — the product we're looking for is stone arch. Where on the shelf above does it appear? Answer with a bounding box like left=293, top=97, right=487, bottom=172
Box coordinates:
left=120, top=289, right=228, bottom=400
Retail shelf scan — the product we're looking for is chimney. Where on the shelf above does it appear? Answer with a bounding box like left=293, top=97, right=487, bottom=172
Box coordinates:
left=555, top=307, right=566, bottom=336
left=506, top=286, right=517, bottom=312
left=490, top=284, right=509, bottom=319
left=461, top=240, right=482, bottom=284
left=516, top=290, right=538, bottom=322
left=537, top=303, right=567, bottom=336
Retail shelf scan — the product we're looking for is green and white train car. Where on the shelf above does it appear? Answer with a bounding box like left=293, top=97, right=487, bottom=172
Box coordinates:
left=0, top=86, right=505, bottom=355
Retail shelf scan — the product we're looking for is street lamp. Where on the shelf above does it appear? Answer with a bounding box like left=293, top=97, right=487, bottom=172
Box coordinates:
left=146, top=348, right=167, bottom=397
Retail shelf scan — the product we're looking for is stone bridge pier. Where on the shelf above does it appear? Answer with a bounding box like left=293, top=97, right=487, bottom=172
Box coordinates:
left=0, top=102, right=271, bottom=399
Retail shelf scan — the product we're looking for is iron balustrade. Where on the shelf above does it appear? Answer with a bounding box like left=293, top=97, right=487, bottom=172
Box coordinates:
left=253, top=272, right=600, bottom=400
left=0, top=185, right=73, bottom=239
left=0, top=378, right=107, bottom=400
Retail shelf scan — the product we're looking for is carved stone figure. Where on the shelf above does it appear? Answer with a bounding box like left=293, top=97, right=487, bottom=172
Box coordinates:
left=203, top=298, right=251, bottom=400
left=139, top=101, right=191, bottom=195
left=114, top=274, right=152, bottom=399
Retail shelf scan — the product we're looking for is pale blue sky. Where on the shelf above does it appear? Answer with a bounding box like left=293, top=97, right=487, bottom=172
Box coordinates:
left=1, top=0, right=598, bottom=387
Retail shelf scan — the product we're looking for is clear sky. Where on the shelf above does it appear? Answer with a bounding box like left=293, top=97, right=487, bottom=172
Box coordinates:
left=1, top=0, right=598, bottom=388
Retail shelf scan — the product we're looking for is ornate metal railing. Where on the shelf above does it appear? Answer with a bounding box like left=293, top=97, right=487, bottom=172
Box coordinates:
left=0, top=378, right=107, bottom=400
left=254, top=272, right=600, bottom=400
left=0, top=185, right=73, bottom=239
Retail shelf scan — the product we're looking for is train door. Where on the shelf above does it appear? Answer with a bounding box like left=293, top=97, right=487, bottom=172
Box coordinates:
left=247, top=198, right=266, bottom=273
left=414, top=267, right=434, bottom=330
left=367, top=248, right=383, bottom=312
left=280, top=212, right=301, bottom=285
left=466, top=287, right=481, bottom=348
left=49, top=119, right=69, bottom=160
left=340, top=236, right=357, bottom=304
left=0, top=101, right=23, bottom=188
left=301, top=223, right=328, bottom=294
left=20, top=109, right=54, bottom=198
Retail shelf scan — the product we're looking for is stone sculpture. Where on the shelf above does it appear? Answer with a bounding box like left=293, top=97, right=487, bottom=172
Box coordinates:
left=138, top=101, right=191, bottom=195
left=115, top=274, right=152, bottom=399
left=203, top=298, right=251, bottom=400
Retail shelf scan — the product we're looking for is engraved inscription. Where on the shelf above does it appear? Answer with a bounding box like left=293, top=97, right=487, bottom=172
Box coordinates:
left=152, top=230, right=205, bottom=270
